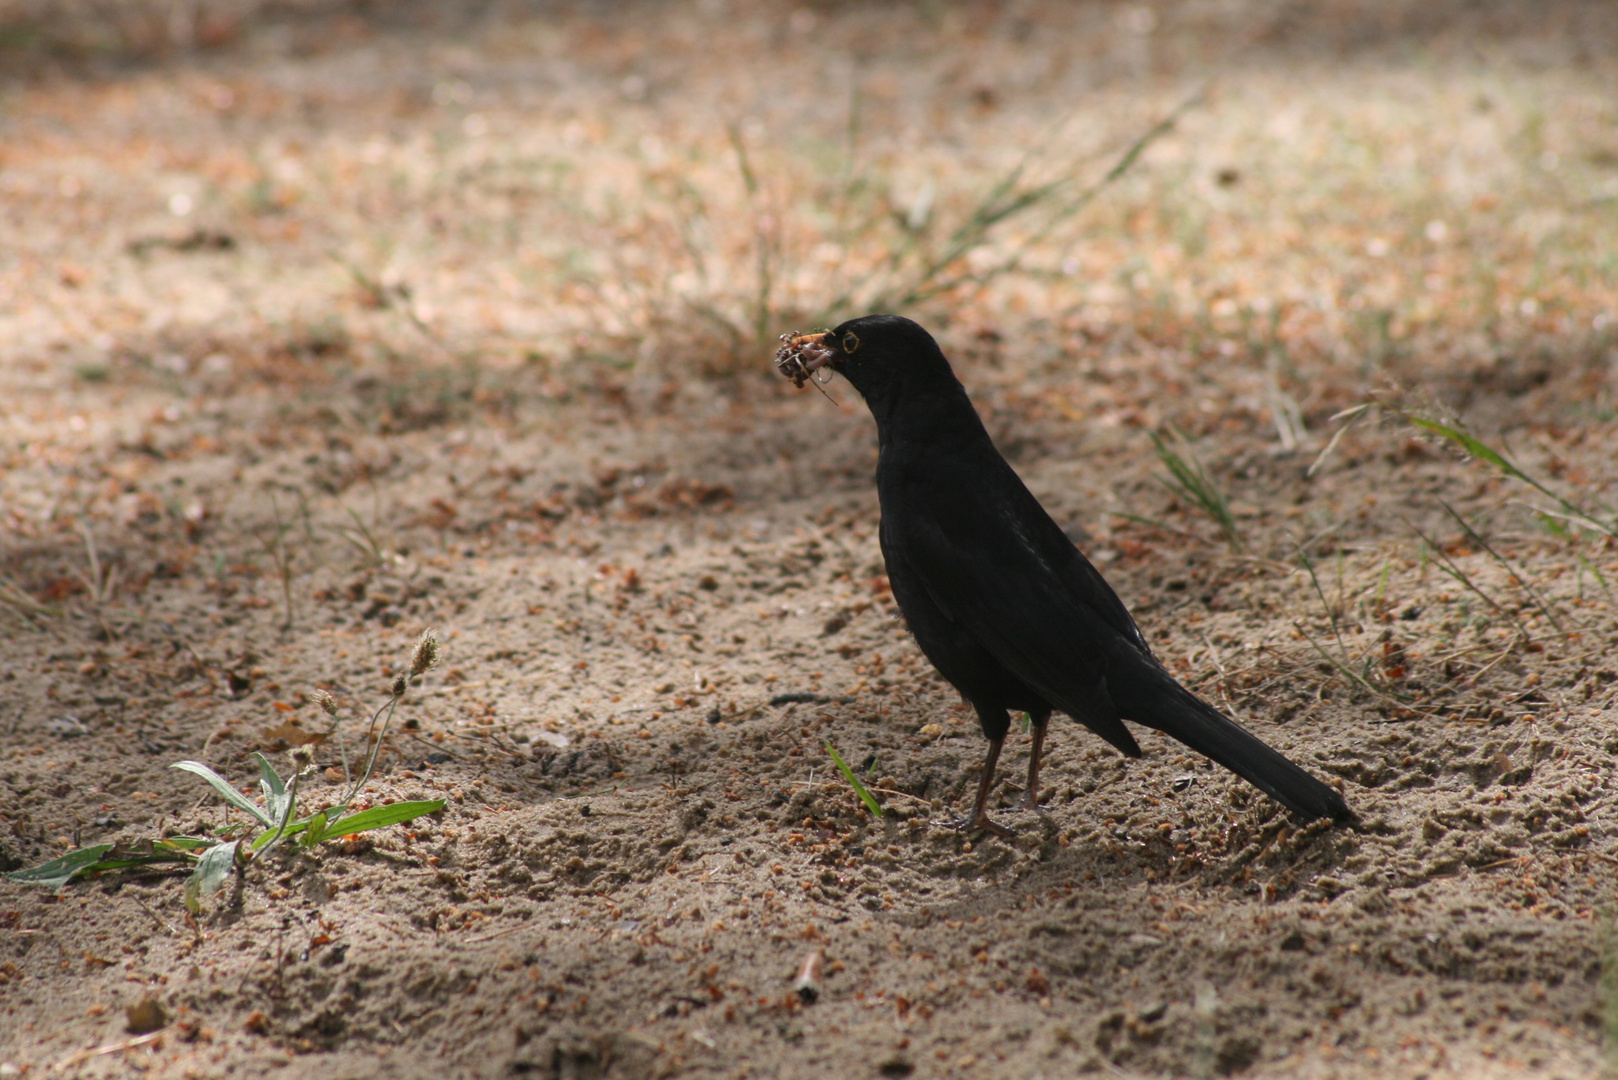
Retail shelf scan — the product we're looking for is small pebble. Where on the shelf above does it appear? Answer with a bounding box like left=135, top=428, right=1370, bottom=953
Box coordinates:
left=126, top=997, right=166, bottom=1034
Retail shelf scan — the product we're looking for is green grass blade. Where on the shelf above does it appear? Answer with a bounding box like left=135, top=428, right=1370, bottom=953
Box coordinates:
left=1437, top=500, right=1565, bottom=631
left=171, top=761, right=275, bottom=826
left=87, top=854, right=196, bottom=872
left=725, top=121, right=760, bottom=196
left=320, top=799, right=446, bottom=838
left=1577, top=552, right=1615, bottom=605
left=1152, top=429, right=1244, bottom=551
left=157, top=835, right=218, bottom=853
left=1533, top=511, right=1572, bottom=539
left=1394, top=409, right=1615, bottom=538
left=5, top=844, right=114, bottom=889
left=1295, top=546, right=1348, bottom=655
left=824, top=742, right=882, bottom=819
left=1108, top=510, right=1204, bottom=542
left=1406, top=416, right=1518, bottom=473
left=335, top=504, right=385, bottom=566
left=1405, top=519, right=1513, bottom=621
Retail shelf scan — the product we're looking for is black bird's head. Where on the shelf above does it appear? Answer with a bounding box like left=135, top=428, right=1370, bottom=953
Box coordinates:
left=775, top=314, right=959, bottom=417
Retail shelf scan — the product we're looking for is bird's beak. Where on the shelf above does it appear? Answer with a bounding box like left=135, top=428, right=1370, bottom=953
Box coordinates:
left=775, top=330, right=839, bottom=388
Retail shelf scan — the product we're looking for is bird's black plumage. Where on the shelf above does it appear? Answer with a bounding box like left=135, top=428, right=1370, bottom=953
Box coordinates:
left=783, top=314, right=1350, bottom=835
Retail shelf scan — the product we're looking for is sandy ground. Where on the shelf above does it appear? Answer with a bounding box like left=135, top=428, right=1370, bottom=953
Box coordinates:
left=2, top=2, right=1617, bottom=1078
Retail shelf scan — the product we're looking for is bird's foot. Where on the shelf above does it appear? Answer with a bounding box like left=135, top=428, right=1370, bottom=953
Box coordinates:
left=933, top=811, right=1017, bottom=840
left=1010, top=790, right=1049, bottom=814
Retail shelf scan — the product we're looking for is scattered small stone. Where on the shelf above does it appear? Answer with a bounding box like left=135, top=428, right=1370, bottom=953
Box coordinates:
left=44, top=716, right=88, bottom=737
left=125, top=997, right=166, bottom=1034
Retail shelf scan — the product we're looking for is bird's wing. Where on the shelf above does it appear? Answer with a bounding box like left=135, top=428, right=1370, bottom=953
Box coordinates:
left=1044, top=523, right=1155, bottom=656
left=890, top=470, right=1143, bottom=751
left=938, top=450, right=1153, bottom=654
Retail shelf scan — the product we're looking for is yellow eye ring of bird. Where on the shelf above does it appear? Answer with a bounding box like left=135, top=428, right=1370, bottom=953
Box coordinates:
left=842, top=331, right=860, bottom=353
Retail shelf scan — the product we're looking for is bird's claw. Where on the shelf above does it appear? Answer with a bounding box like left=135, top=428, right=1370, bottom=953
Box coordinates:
left=933, top=813, right=1017, bottom=840
left=1010, top=792, right=1049, bottom=814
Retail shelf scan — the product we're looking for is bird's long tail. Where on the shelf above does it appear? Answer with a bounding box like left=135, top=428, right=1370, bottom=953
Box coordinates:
left=1122, top=680, right=1351, bottom=822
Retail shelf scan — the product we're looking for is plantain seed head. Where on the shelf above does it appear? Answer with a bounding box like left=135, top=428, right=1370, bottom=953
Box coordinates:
left=409, top=627, right=441, bottom=678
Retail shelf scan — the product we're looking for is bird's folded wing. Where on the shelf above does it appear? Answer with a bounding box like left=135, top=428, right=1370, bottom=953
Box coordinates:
left=896, top=502, right=1141, bottom=750
left=934, top=455, right=1153, bottom=656
left=1047, top=537, right=1155, bottom=657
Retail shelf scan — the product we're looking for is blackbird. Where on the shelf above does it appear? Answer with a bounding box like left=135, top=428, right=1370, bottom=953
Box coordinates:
left=777, top=314, right=1350, bottom=836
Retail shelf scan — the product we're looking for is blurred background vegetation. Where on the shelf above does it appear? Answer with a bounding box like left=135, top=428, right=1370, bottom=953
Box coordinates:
left=1, top=0, right=1613, bottom=405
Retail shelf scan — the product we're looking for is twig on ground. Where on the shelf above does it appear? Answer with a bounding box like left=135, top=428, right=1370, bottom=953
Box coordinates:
left=52, top=1029, right=170, bottom=1071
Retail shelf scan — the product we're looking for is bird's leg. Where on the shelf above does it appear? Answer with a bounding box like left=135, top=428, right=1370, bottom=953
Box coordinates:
left=942, top=737, right=1016, bottom=839
left=1013, top=710, right=1051, bottom=812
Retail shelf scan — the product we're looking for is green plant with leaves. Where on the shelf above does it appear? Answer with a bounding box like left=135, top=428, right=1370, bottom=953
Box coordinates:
left=6, top=630, right=447, bottom=912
